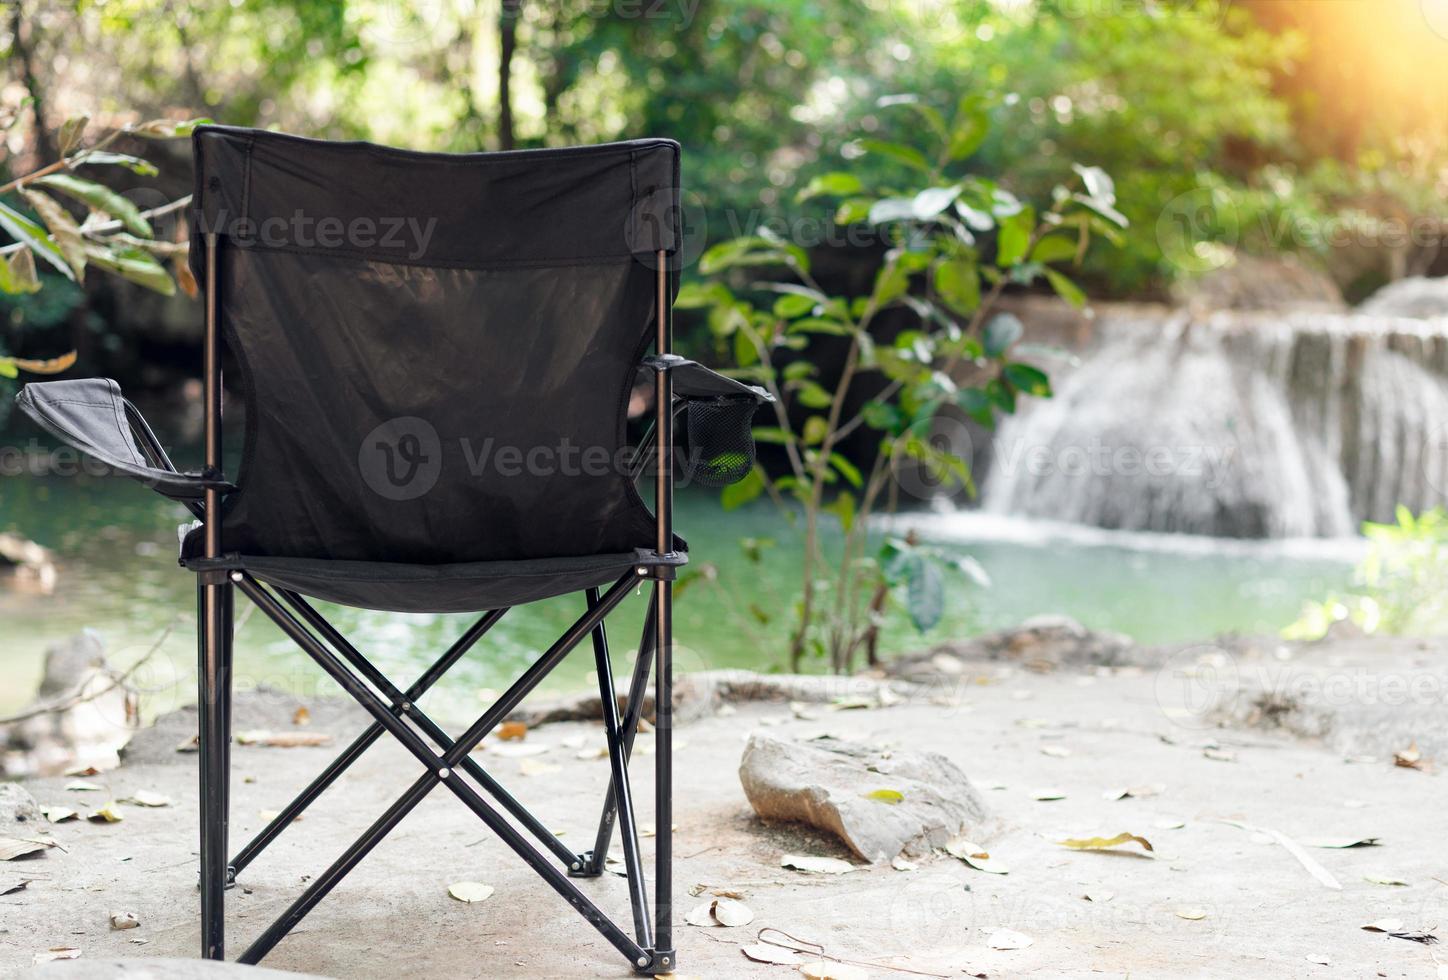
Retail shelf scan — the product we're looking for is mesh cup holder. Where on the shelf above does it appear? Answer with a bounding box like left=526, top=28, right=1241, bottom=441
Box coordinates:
left=686, top=396, right=758, bottom=487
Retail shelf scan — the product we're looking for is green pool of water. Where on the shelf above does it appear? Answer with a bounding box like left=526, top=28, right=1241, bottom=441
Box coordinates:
left=0, top=469, right=1357, bottom=721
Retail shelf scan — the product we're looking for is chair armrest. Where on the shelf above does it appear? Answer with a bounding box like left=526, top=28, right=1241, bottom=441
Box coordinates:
left=640, top=357, right=772, bottom=487
left=16, top=378, right=234, bottom=501
left=645, top=355, right=773, bottom=404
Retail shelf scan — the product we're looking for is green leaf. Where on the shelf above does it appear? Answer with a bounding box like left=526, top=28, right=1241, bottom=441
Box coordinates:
left=1072, top=163, right=1114, bottom=204
left=873, top=263, right=910, bottom=307
left=57, top=114, right=90, bottom=156
left=721, top=466, right=765, bottom=511
left=825, top=491, right=856, bottom=532
left=675, top=281, right=729, bottom=309
left=802, top=415, right=829, bottom=445
left=0, top=199, right=75, bottom=280
left=797, top=171, right=863, bottom=202
left=129, top=117, right=211, bottom=139
left=83, top=243, right=175, bottom=295
left=0, top=246, right=41, bottom=294
left=0, top=358, right=19, bottom=378
left=867, top=197, right=918, bottom=225
left=36, top=174, right=153, bottom=237
left=829, top=452, right=864, bottom=488
left=934, top=258, right=980, bottom=316
left=788, top=317, right=854, bottom=336
left=733, top=326, right=759, bottom=368
left=906, top=557, right=945, bottom=632
left=985, top=377, right=1016, bottom=414
left=19, top=189, right=85, bottom=278
left=912, top=185, right=961, bottom=220
left=948, top=97, right=990, bottom=161
left=1043, top=268, right=1087, bottom=308
left=772, top=293, right=816, bottom=319
left=835, top=197, right=875, bottom=226
left=878, top=94, right=947, bottom=139
left=796, top=382, right=834, bottom=410
left=74, top=151, right=159, bottom=177
left=1030, top=234, right=1078, bottom=264
left=996, top=207, right=1034, bottom=267
left=983, top=313, right=1024, bottom=358
left=857, top=139, right=932, bottom=173
left=861, top=400, right=903, bottom=433
left=1072, top=192, right=1128, bottom=229
left=1003, top=363, right=1052, bottom=397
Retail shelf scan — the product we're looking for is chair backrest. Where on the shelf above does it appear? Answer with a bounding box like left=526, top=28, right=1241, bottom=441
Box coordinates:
left=189, top=126, right=679, bottom=564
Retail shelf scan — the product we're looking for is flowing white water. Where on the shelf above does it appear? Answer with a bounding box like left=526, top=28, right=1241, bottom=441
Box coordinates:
left=982, top=309, right=1448, bottom=538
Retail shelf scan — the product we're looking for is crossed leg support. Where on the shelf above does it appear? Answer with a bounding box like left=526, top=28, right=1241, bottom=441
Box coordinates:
left=194, top=567, right=676, bottom=973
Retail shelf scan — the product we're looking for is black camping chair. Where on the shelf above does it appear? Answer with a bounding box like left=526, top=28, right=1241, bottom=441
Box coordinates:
left=15, top=124, right=770, bottom=973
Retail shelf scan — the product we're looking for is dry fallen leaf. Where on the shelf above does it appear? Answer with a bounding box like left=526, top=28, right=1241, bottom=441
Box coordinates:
left=780, top=854, right=856, bottom=875
left=1175, top=907, right=1208, bottom=921
left=175, top=735, right=199, bottom=753
left=890, top=855, right=918, bottom=872
left=864, top=789, right=904, bottom=804
left=518, top=758, right=560, bottom=777
left=1083, top=890, right=1115, bottom=903
left=1040, top=745, right=1071, bottom=758
left=33, top=948, right=81, bottom=964
left=1300, top=836, right=1379, bottom=849
left=497, top=721, right=528, bottom=741
left=945, top=837, right=1008, bottom=875
left=1363, top=874, right=1409, bottom=886
left=1362, top=918, right=1404, bottom=934
left=125, top=791, right=171, bottom=808
left=1103, top=785, right=1161, bottom=801
left=237, top=731, right=333, bottom=748
left=292, top=706, right=311, bottom=726
left=1032, top=789, right=1066, bottom=801
left=1203, top=748, right=1236, bottom=762
left=1154, top=818, right=1186, bottom=830
left=741, top=943, right=801, bottom=966
left=1057, top=832, right=1154, bottom=854
left=0, top=838, right=59, bottom=861
left=684, top=898, right=753, bottom=927
left=447, top=882, right=495, bottom=904
left=109, top=911, right=140, bottom=930
left=1305, top=953, right=1330, bottom=966
left=1393, top=743, right=1425, bottom=770
left=42, top=806, right=78, bottom=824
left=63, top=765, right=100, bottom=777
left=0, top=875, right=34, bottom=896
left=88, top=802, right=124, bottom=823
left=987, top=928, right=1033, bottom=950
left=64, top=781, right=103, bottom=793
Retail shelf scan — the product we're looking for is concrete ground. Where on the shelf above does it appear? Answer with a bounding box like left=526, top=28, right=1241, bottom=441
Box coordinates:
left=3, top=633, right=1446, bottom=979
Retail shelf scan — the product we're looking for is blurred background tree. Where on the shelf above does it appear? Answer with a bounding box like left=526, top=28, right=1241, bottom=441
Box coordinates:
left=1, top=0, right=1445, bottom=390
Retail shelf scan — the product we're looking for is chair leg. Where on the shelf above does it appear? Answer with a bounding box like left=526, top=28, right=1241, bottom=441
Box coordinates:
left=196, top=576, right=233, bottom=960
left=652, top=578, right=675, bottom=972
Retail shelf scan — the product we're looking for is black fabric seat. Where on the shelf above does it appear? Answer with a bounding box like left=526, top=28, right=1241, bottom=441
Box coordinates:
left=181, top=539, right=686, bottom=613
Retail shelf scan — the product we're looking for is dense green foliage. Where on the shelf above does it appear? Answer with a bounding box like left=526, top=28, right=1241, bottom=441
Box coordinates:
left=684, top=97, right=1124, bottom=669
left=1287, top=508, right=1448, bottom=640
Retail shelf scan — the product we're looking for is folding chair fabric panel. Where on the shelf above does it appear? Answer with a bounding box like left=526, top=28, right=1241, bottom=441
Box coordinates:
left=187, top=126, right=681, bottom=582
left=16, top=378, right=233, bottom=500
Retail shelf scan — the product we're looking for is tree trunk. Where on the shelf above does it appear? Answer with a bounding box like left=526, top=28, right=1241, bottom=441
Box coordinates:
left=9, top=1, right=56, bottom=164
left=497, top=0, right=522, bottom=150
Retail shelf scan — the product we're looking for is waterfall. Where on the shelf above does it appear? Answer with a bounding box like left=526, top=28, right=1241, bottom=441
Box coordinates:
left=981, top=308, right=1448, bottom=538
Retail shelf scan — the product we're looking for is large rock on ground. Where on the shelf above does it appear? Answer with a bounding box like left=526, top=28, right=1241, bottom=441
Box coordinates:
left=739, top=733, right=989, bottom=862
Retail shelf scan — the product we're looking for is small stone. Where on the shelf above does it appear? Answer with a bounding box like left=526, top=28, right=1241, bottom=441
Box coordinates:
left=0, top=784, right=42, bottom=826
left=109, top=910, right=140, bottom=930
